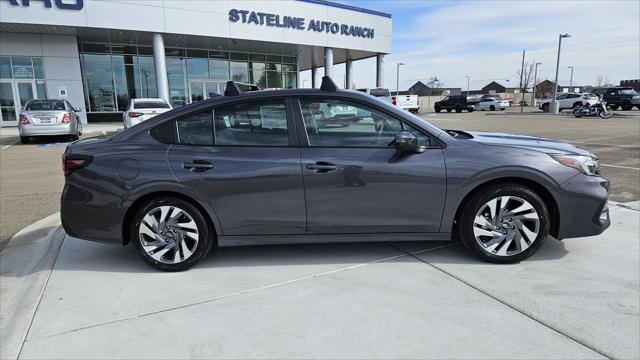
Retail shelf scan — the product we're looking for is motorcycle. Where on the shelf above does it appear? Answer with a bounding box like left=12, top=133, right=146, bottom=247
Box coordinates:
left=573, top=97, right=614, bottom=119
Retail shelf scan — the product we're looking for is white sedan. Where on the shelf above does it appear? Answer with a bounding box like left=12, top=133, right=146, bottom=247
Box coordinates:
left=123, top=98, right=172, bottom=128
left=477, top=98, right=509, bottom=111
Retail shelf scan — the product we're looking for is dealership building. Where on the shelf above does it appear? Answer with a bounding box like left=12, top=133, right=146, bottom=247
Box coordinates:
left=0, top=0, right=391, bottom=126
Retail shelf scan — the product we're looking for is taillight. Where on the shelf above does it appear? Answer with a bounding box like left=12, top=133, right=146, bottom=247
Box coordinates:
left=62, top=154, right=93, bottom=175
left=19, top=114, right=29, bottom=125
left=128, top=112, right=143, bottom=118
left=61, top=112, right=72, bottom=124
left=392, top=96, right=397, bottom=105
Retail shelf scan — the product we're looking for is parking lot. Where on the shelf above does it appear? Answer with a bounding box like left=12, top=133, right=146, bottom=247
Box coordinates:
left=1, top=111, right=639, bottom=359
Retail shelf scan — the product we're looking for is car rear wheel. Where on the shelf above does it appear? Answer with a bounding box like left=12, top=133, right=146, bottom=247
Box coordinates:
left=434, top=106, right=441, bottom=113
left=610, top=104, right=619, bottom=110
left=541, top=103, right=549, bottom=112
left=20, top=136, right=30, bottom=144
left=621, top=104, right=632, bottom=111
left=132, top=197, right=213, bottom=271
left=489, top=105, right=495, bottom=111
left=457, top=184, right=550, bottom=263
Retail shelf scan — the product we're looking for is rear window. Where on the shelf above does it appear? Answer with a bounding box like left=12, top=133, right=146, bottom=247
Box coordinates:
left=369, top=88, right=391, bottom=97
left=25, top=100, right=65, bottom=111
left=133, top=101, right=170, bottom=109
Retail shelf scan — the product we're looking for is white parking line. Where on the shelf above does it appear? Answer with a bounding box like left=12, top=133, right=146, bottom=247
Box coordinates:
left=0, top=139, right=18, bottom=150
left=600, top=164, right=640, bottom=171
left=563, top=140, right=640, bottom=148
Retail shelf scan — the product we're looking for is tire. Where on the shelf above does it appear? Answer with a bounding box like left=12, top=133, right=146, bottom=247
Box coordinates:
left=598, top=108, right=614, bottom=119
left=446, top=108, right=452, bottom=113
left=457, top=184, right=550, bottom=264
left=455, top=106, right=462, bottom=113
left=20, top=136, right=30, bottom=144
left=434, top=106, right=441, bottom=113
left=131, top=197, right=213, bottom=271
left=489, top=105, right=495, bottom=111
left=467, top=107, right=475, bottom=112
left=610, top=104, right=619, bottom=110
left=621, top=104, right=632, bottom=111
left=572, top=103, right=582, bottom=111
left=70, top=134, right=79, bottom=141
left=542, top=103, right=549, bottom=112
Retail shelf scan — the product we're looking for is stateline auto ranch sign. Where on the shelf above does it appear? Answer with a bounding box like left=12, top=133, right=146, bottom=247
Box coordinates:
left=228, top=9, right=375, bottom=39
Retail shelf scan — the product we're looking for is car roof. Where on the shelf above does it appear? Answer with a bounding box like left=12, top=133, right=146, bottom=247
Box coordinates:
left=131, top=98, right=168, bottom=102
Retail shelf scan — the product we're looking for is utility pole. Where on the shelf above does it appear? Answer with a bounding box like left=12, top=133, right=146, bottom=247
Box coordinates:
left=465, top=75, right=470, bottom=96
left=396, top=62, right=404, bottom=96
left=568, top=66, right=574, bottom=92
left=532, top=62, right=541, bottom=106
left=553, top=34, right=571, bottom=113
left=519, top=49, right=526, bottom=112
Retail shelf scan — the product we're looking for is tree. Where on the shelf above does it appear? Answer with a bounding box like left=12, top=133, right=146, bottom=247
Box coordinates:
left=596, top=75, right=613, bottom=87
left=424, top=76, right=443, bottom=95
left=516, top=62, right=536, bottom=93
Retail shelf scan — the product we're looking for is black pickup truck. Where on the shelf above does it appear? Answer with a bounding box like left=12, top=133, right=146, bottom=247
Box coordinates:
left=591, top=86, right=640, bottom=111
left=434, top=95, right=477, bottom=113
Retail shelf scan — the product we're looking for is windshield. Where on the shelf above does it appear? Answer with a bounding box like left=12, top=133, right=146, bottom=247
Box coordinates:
left=25, top=100, right=65, bottom=111
left=370, top=88, right=391, bottom=97
left=619, top=89, right=638, bottom=95
left=133, top=101, right=171, bottom=109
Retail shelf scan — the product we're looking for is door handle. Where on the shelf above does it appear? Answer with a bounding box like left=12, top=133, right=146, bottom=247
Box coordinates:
left=183, top=160, right=214, bottom=172
left=306, top=161, right=337, bottom=173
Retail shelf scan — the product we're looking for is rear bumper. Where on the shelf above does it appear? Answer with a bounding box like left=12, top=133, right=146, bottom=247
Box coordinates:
left=555, top=174, right=610, bottom=239
left=20, top=123, right=75, bottom=136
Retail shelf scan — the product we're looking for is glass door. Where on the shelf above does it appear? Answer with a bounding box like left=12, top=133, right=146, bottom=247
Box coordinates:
left=0, top=81, right=16, bottom=126
left=16, top=80, right=36, bottom=108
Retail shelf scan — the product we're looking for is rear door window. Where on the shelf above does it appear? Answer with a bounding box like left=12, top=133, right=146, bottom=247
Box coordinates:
left=213, top=99, right=289, bottom=146
left=175, top=110, right=214, bottom=145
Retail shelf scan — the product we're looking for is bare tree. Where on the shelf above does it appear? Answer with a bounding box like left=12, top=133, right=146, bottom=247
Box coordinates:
left=596, top=75, right=612, bottom=87
left=424, top=76, right=443, bottom=95
left=516, top=62, right=536, bottom=93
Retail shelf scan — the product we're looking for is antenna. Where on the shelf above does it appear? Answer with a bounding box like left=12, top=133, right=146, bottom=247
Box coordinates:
left=320, top=76, right=339, bottom=92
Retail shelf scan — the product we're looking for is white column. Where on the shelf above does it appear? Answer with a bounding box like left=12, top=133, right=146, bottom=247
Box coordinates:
left=376, top=53, right=385, bottom=88
left=153, top=33, right=170, bottom=103
left=311, top=67, right=317, bottom=88
left=324, top=47, right=334, bottom=79
left=345, top=58, right=353, bottom=89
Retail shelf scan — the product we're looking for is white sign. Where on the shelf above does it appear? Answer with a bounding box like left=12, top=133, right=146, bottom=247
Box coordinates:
left=58, top=86, right=68, bottom=97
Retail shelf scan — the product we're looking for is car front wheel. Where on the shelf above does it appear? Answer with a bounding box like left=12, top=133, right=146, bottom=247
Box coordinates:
left=132, top=197, right=213, bottom=271
left=458, top=184, right=550, bottom=263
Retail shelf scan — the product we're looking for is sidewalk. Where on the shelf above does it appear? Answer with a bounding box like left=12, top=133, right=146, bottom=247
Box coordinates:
left=1, top=202, right=638, bottom=359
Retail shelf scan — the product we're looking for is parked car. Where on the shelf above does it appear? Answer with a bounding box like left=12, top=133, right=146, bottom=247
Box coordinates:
left=392, top=94, right=420, bottom=113
left=356, top=88, right=392, bottom=103
left=591, top=87, right=639, bottom=111
left=61, top=77, right=610, bottom=271
left=18, top=99, right=83, bottom=143
left=311, top=102, right=360, bottom=127
left=123, top=98, right=172, bottom=128
left=539, top=93, right=598, bottom=112
left=434, top=95, right=476, bottom=113
left=476, top=98, right=509, bottom=111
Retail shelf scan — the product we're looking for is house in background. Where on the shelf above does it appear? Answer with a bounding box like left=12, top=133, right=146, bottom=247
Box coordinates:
left=480, top=81, right=520, bottom=94
left=620, top=79, right=640, bottom=91
left=534, top=80, right=586, bottom=96
left=402, top=81, right=461, bottom=96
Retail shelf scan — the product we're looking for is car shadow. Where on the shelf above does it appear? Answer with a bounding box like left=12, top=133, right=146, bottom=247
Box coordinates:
left=46, top=235, right=570, bottom=274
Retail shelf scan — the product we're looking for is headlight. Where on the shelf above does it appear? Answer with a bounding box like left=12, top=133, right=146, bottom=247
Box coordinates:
left=550, top=154, right=600, bottom=176
left=632, top=95, right=640, bottom=100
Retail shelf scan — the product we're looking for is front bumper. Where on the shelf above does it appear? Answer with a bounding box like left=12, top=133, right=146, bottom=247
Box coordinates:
left=555, top=174, right=610, bottom=239
left=20, top=123, right=75, bottom=136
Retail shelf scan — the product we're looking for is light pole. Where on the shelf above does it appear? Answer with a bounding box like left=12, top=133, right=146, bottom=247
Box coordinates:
left=396, top=62, right=404, bottom=95
left=568, top=66, right=574, bottom=92
left=465, top=75, right=470, bottom=96
left=552, top=33, right=571, bottom=113
left=532, top=62, right=541, bottom=106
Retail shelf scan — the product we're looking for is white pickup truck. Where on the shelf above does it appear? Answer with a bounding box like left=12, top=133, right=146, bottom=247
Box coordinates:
left=392, top=94, right=419, bottom=113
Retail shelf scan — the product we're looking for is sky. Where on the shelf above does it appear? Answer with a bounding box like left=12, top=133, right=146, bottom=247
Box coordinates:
left=299, top=0, right=640, bottom=91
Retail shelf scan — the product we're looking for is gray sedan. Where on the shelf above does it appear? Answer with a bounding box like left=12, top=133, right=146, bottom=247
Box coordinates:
left=18, top=99, right=83, bottom=143
left=61, top=77, right=610, bottom=271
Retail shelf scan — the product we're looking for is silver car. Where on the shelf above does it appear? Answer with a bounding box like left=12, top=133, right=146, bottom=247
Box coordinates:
left=18, top=99, right=83, bottom=143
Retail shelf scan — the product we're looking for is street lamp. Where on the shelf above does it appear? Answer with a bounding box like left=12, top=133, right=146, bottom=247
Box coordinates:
left=396, top=62, right=404, bottom=96
left=465, top=75, right=470, bottom=96
left=532, top=62, right=541, bottom=106
left=568, top=66, right=574, bottom=92
left=552, top=33, right=571, bottom=113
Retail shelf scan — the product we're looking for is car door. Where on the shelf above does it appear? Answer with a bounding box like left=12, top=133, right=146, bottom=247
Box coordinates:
left=167, top=97, right=306, bottom=236
left=295, top=97, right=447, bottom=234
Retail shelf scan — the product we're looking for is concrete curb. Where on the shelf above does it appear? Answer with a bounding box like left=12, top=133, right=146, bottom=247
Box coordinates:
left=0, top=213, right=64, bottom=360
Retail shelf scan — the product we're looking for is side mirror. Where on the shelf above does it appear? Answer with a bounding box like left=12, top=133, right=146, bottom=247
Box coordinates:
left=74, top=107, right=82, bottom=112
left=394, top=130, right=427, bottom=153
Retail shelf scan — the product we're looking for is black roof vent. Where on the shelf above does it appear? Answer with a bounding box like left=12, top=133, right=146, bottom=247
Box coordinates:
left=320, top=76, right=339, bottom=92
left=224, top=81, right=242, bottom=96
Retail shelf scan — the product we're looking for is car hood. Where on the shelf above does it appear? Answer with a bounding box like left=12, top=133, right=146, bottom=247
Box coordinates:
left=466, top=131, right=593, bottom=157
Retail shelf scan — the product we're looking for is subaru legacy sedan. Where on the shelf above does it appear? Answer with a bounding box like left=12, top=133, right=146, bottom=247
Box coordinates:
left=61, top=78, right=610, bottom=271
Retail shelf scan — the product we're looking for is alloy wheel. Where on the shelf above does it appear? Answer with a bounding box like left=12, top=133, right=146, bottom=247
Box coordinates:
left=472, top=196, right=540, bottom=256
left=138, top=205, right=200, bottom=264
